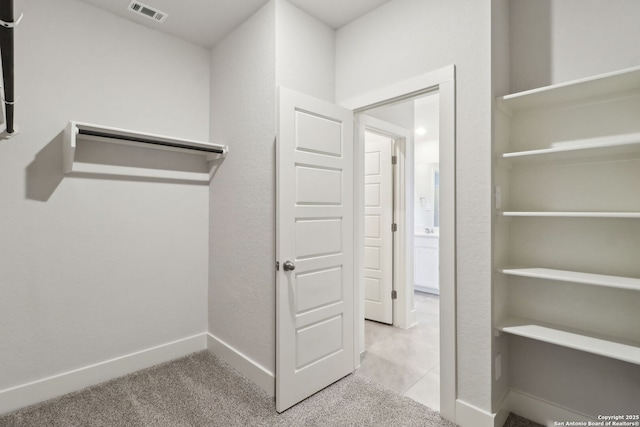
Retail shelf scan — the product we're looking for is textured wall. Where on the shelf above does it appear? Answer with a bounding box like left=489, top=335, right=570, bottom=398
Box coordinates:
left=209, top=1, right=277, bottom=372
left=0, top=0, right=210, bottom=392
left=208, top=0, right=335, bottom=373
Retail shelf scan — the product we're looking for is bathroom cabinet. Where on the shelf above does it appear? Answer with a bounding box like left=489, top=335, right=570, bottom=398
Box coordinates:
left=414, top=233, right=439, bottom=295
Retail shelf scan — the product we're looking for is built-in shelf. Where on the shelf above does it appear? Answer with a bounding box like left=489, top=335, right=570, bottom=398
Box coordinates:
left=500, top=211, right=640, bottom=219
left=500, top=268, right=640, bottom=292
left=63, top=121, right=228, bottom=181
left=497, top=65, right=640, bottom=113
left=494, top=66, right=640, bottom=404
left=501, top=133, right=640, bottom=163
left=497, top=317, right=640, bottom=365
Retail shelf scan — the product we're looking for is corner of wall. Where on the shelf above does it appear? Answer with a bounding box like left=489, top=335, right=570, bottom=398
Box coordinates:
left=208, top=0, right=277, bottom=375
left=455, top=399, right=501, bottom=427
left=274, top=0, right=336, bottom=102
left=206, top=333, right=275, bottom=396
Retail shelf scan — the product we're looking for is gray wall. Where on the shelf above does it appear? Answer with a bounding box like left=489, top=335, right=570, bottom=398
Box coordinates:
left=0, top=0, right=210, bottom=392
left=208, top=0, right=335, bottom=374
left=208, top=0, right=277, bottom=372
left=491, top=0, right=512, bottom=412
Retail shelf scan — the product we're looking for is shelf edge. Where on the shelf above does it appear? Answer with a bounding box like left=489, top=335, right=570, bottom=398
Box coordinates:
left=500, top=212, right=640, bottom=219
left=68, top=121, right=228, bottom=157
left=501, top=133, right=640, bottom=160
left=497, top=317, right=640, bottom=365
left=498, top=65, right=640, bottom=110
left=500, top=268, right=640, bottom=291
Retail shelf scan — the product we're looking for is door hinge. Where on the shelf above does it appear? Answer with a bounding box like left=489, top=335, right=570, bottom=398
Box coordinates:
left=391, top=290, right=397, bottom=299
left=391, top=155, right=397, bottom=165
left=275, top=261, right=280, bottom=271
left=391, top=223, right=397, bottom=232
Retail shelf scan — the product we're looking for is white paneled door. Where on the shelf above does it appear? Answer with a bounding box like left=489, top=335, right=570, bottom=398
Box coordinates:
left=276, top=87, right=354, bottom=413
left=363, top=132, right=394, bottom=324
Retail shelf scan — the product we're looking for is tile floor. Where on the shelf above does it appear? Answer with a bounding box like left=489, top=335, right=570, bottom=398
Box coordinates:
left=356, top=291, right=441, bottom=411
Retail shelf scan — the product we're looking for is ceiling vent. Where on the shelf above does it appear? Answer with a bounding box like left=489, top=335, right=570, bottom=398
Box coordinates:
left=127, top=1, right=168, bottom=23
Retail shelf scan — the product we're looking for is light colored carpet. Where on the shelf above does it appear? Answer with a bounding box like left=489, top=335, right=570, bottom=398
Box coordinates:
left=0, top=351, right=457, bottom=426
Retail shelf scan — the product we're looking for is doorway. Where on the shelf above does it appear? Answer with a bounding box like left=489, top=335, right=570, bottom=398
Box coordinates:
left=342, top=65, right=456, bottom=419
left=357, top=91, right=442, bottom=411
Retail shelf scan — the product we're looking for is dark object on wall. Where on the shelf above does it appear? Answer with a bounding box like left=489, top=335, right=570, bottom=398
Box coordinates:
left=0, top=0, right=18, bottom=134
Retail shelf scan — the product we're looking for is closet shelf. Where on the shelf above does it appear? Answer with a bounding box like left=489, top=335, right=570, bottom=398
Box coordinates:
left=501, top=133, right=640, bottom=163
left=500, top=211, right=640, bottom=219
left=500, top=268, right=640, bottom=292
left=497, top=65, right=640, bottom=113
left=497, top=317, right=640, bottom=365
left=63, top=121, right=228, bottom=176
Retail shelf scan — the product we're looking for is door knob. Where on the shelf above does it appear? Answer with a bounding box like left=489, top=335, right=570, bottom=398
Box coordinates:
left=283, top=261, right=296, bottom=271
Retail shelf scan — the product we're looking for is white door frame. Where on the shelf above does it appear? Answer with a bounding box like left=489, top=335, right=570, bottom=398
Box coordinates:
left=359, top=115, right=412, bottom=329
left=341, top=65, right=456, bottom=421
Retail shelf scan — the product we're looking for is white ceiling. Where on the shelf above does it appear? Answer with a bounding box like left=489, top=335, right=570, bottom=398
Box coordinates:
left=78, top=0, right=390, bottom=48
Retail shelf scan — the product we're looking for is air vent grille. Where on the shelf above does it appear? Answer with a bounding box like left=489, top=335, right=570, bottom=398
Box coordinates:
left=127, top=1, right=168, bottom=23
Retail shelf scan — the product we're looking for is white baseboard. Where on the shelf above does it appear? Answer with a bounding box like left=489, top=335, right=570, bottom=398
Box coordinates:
left=456, top=399, right=498, bottom=427
left=0, top=333, right=208, bottom=416
left=504, top=389, right=595, bottom=427
left=408, top=308, right=417, bottom=328
left=206, top=333, right=274, bottom=397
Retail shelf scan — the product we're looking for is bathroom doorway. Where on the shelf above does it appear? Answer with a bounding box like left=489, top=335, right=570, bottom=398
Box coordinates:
left=356, top=91, right=442, bottom=411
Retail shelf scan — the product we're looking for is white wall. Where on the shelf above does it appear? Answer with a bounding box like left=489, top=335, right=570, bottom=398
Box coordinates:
left=208, top=1, right=277, bottom=373
left=208, top=0, right=335, bottom=377
left=510, top=0, right=640, bottom=92
left=275, top=0, right=335, bottom=102
left=0, top=0, right=210, bottom=398
left=337, top=0, right=494, bottom=415
left=491, top=0, right=511, bottom=416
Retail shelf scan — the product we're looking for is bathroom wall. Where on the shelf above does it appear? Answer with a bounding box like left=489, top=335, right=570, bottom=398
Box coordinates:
left=414, top=94, right=440, bottom=230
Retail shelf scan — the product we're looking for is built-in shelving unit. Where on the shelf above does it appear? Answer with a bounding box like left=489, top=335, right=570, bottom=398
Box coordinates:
left=494, top=66, right=640, bottom=374
left=63, top=121, right=228, bottom=182
left=497, top=317, right=640, bottom=366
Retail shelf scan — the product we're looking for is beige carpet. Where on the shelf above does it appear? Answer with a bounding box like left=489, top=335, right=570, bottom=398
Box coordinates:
left=0, top=351, right=457, bottom=426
